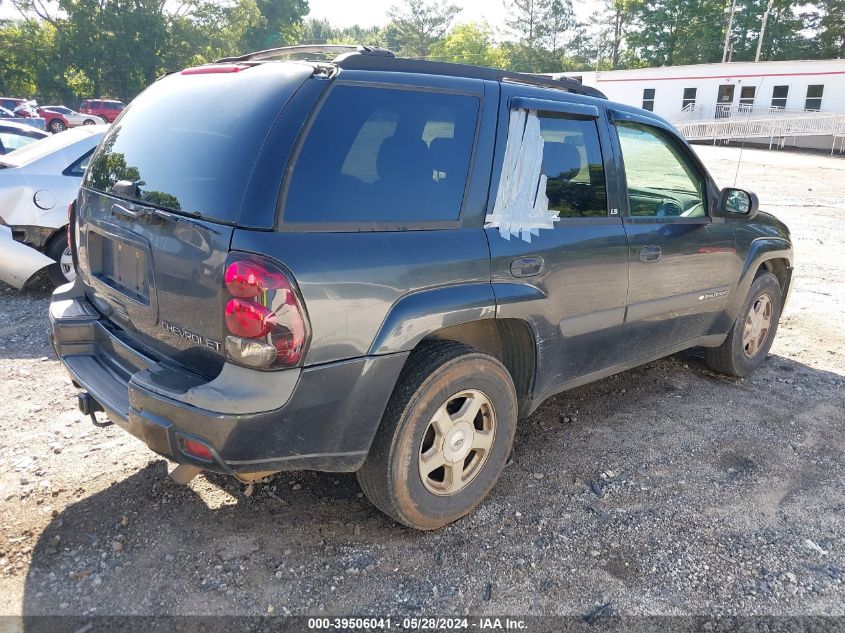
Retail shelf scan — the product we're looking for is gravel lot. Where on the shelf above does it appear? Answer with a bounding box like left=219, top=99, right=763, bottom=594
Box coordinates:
left=0, top=145, right=842, bottom=621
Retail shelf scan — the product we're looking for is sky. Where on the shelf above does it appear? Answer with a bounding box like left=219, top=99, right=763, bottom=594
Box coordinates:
left=305, top=0, right=600, bottom=31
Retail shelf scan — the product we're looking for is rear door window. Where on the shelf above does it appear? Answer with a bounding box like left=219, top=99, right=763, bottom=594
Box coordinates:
left=538, top=115, right=608, bottom=218
left=283, top=84, right=480, bottom=227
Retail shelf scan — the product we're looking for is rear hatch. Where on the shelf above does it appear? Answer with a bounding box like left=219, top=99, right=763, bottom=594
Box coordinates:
left=75, top=62, right=315, bottom=378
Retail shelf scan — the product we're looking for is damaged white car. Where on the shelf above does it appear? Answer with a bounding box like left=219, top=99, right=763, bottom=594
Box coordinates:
left=0, top=125, right=106, bottom=288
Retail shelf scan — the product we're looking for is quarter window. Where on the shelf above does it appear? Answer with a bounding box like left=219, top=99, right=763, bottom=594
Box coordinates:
left=805, top=85, right=824, bottom=111
left=771, top=85, right=788, bottom=109
left=642, top=88, right=655, bottom=112
left=616, top=122, right=705, bottom=218
left=682, top=88, right=696, bottom=110
left=65, top=149, right=94, bottom=177
left=538, top=115, right=607, bottom=218
left=284, top=85, right=479, bottom=225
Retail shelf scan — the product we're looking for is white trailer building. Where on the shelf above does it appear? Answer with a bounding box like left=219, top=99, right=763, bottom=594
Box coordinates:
left=557, top=59, right=845, bottom=151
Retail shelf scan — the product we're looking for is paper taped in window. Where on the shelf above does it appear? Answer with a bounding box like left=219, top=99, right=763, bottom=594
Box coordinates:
left=485, top=109, right=559, bottom=242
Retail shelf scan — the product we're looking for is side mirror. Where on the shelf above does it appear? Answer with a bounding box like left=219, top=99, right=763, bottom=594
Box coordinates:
left=718, top=187, right=759, bottom=220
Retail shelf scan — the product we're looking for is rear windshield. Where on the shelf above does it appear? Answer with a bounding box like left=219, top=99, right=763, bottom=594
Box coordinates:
left=82, top=71, right=295, bottom=223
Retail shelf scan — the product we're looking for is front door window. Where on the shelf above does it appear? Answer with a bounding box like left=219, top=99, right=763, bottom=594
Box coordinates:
left=616, top=122, right=705, bottom=219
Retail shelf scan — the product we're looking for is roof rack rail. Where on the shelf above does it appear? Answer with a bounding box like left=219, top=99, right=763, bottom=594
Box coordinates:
left=217, top=44, right=395, bottom=64
left=214, top=44, right=604, bottom=98
left=333, top=55, right=606, bottom=99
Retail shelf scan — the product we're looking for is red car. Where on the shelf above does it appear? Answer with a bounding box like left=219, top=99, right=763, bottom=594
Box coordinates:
left=36, top=107, right=70, bottom=133
left=79, top=99, right=125, bottom=123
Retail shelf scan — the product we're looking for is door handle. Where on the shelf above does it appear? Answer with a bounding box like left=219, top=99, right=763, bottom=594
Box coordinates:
left=111, top=203, right=143, bottom=221
left=639, top=245, right=662, bottom=263
left=111, top=203, right=162, bottom=224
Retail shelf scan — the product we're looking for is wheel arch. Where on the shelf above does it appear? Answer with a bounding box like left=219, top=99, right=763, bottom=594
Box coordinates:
left=757, top=257, right=792, bottom=308
left=730, top=237, right=793, bottom=317
left=367, top=283, right=540, bottom=419
left=418, top=318, right=537, bottom=419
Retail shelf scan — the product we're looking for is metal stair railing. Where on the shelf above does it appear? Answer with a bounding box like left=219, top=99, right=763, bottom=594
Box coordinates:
left=669, top=106, right=845, bottom=154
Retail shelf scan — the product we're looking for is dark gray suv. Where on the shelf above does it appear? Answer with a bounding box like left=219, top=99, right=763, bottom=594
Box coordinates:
left=50, top=45, right=793, bottom=530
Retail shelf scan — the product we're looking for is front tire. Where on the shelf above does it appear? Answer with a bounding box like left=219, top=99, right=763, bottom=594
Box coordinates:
left=49, top=119, right=66, bottom=133
left=357, top=341, right=518, bottom=530
left=704, top=272, right=782, bottom=377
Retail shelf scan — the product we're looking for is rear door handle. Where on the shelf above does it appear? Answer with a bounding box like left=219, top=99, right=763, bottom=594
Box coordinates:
left=111, top=203, right=162, bottom=225
left=111, top=203, right=143, bottom=221
left=639, top=245, right=662, bottom=263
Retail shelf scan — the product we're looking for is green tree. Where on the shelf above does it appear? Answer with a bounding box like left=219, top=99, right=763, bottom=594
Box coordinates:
left=387, top=0, right=461, bottom=57
left=239, top=0, right=308, bottom=51
left=542, top=0, right=575, bottom=55
left=163, top=0, right=263, bottom=69
left=503, top=0, right=577, bottom=71
left=626, top=0, right=725, bottom=66
left=430, top=22, right=505, bottom=67
left=0, top=19, right=60, bottom=100
left=505, top=0, right=546, bottom=48
left=815, top=0, right=845, bottom=58
left=587, top=0, right=633, bottom=68
left=728, top=0, right=812, bottom=61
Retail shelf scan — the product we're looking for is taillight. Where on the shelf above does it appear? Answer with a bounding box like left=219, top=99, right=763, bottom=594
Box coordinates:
left=222, top=253, right=310, bottom=370
left=225, top=298, right=274, bottom=338
left=224, top=260, right=285, bottom=298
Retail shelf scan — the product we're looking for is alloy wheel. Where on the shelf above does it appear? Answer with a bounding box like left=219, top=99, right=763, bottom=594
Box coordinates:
left=418, top=389, right=496, bottom=496
left=742, top=293, right=772, bottom=357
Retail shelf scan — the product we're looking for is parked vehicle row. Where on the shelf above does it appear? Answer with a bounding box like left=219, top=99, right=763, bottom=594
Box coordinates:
left=79, top=99, right=125, bottom=122
left=0, top=106, right=47, bottom=131
left=0, top=98, right=121, bottom=288
left=0, top=125, right=107, bottom=286
left=37, top=106, right=105, bottom=133
left=0, top=97, right=124, bottom=132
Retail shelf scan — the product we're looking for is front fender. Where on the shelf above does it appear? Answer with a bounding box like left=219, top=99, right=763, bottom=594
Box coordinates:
left=368, top=283, right=496, bottom=356
left=720, top=236, right=793, bottom=327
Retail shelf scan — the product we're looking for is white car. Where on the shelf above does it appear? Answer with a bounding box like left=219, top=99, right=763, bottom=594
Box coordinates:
left=0, top=125, right=106, bottom=288
left=41, top=105, right=106, bottom=128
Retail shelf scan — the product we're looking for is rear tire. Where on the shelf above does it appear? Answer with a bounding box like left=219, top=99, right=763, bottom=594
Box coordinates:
left=357, top=341, right=518, bottom=530
left=83, top=119, right=95, bottom=126
left=704, top=272, right=782, bottom=377
left=45, top=232, right=75, bottom=287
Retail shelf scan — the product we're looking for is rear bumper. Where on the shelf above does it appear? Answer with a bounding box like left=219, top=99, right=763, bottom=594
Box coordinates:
left=49, top=282, right=407, bottom=474
left=0, top=224, right=54, bottom=289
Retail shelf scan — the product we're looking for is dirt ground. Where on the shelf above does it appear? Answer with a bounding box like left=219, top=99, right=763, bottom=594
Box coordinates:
left=0, top=145, right=842, bottom=622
